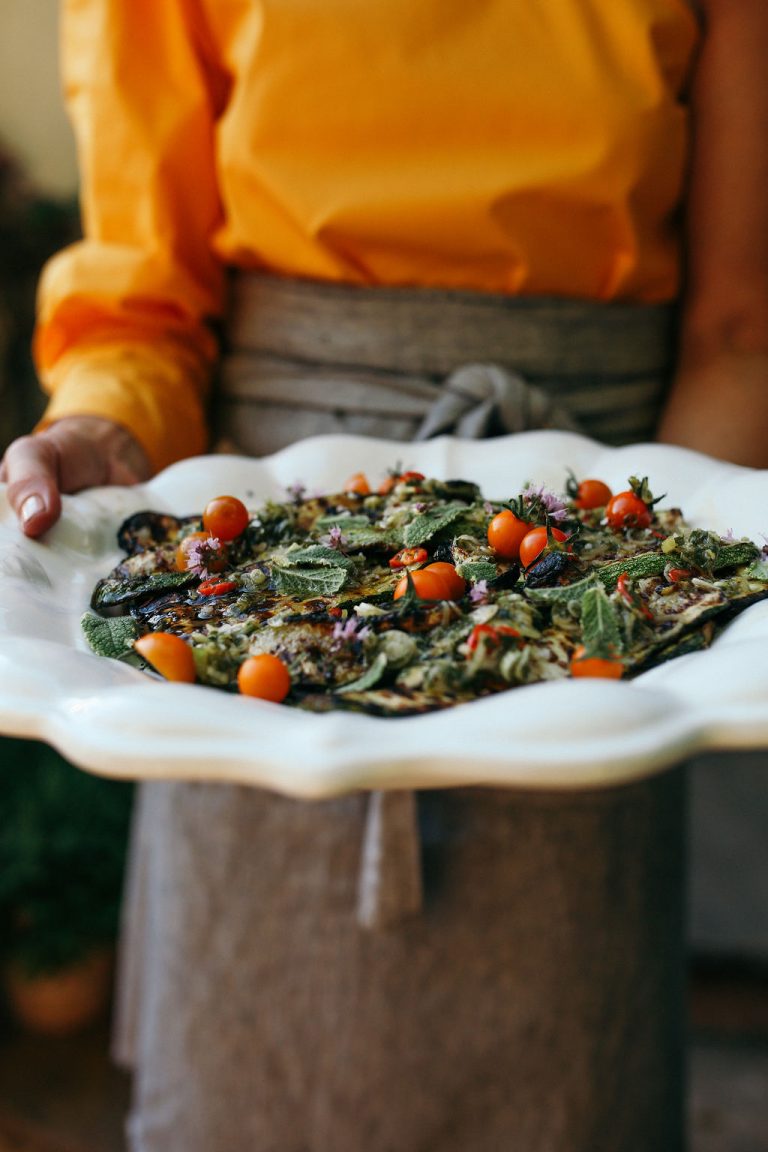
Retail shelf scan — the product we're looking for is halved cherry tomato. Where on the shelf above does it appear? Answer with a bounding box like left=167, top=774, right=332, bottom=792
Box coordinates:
left=487, top=509, right=532, bottom=560
left=605, top=491, right=651, bottom=531
left=198, top=578, right=238, bottom=597
left=389, top=547, right=429, bottom=569
left=423, top=561, right=466, bottom=599
left=398, top=471, right=425, bottom=484
left=519, top=526, right=569, bottom=569
left=202, top=495, right=250, bottom=542
left=237, top=653, right=291, bottom=702
left=667, top=568, right=692, bottom=583
left=569, top=644, right=624, bottom=679
left=134, top=632, right=196, bottom=683
left=394, top=568, right=452, bottom=601
left=344, top=472, right=371, bottom=496
left=573, top=478, right=613, bottom=511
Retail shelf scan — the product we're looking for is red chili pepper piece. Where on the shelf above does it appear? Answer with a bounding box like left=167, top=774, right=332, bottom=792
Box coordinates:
left=389, top=547, right=429, bottom=569
left=667, top=568, right=692, bottom=583
left=616, top=571, right=653, bottom=620
left=198, top=578, right=238, bottom=597
left=467, top=623, right=500, bottom=653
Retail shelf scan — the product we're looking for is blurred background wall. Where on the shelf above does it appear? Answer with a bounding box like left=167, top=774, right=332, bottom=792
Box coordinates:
left=0, top=0, right=77, bottom=198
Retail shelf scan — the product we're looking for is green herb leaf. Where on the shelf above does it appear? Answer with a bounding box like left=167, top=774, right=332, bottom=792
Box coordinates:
left=91, top=570, right=195, bottom=610
left=281, top=544, right=357, bottom=570
left=580, top=585, right=624, bottom=658
left=337, top=652, right=388, bottom=693
left=81, top=613, right=139, bottom=659
left=456, top=560, right=499, bottom=583
left=272, top=564, right=349, bottom=597
left=746, top=557, right=768, bottom=582
left=403, top=502, right=466, bottom=547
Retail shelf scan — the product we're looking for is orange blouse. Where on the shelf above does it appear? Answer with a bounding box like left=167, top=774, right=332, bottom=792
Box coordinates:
left=35, top=0, right=700, bottom=471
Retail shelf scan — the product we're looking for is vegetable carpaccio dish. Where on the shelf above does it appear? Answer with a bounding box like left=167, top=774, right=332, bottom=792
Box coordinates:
left=82, top=468, right=768, bottom=715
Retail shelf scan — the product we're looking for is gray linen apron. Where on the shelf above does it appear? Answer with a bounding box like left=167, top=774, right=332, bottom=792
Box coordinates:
left=117, top=275, right=686, bottom=1152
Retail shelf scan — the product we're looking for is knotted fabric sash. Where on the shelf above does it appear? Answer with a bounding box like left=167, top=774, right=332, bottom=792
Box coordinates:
left=216, top=271, right=675, bottom=929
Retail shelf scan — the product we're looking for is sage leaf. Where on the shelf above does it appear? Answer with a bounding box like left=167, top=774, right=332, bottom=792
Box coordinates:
left=81, top=613, right=139, bottom=660
left=272, top=564, right=348, bottom=597
left=580, top=585, right=624, bottom=657
left=403, top=503, right=466, bottom=547
left=337, top=652, right=388, bottom=693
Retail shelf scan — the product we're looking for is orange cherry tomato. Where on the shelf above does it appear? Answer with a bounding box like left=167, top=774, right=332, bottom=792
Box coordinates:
left=344, top=472, right=371, bottom=496
left=604, top=491, right=651, bottom=531
left=202, top=495, right=250, bottom=542
left=389, top=547, right=429, bottom=569
left=237, top=653, right=292, bottom=702
left=175, top=532, right=228, bottom=573
left=518, top=526, right=569, bottom=569
left=487, top=509, right=531, bottom=560
left=394, top=568, right=453, bottom=601
left=134, top=632, right=196, bottom=683
left=569, top=644, right=624, bottom=679
left=574, top=478, right=613, bottom=511
left=423, top=561, right=466, bottom=599
left=378, top=470, right=425, bottom=495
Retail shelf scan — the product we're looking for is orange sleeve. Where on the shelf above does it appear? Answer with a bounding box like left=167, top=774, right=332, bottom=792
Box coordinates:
left=34, top=0, right=227, bottom=473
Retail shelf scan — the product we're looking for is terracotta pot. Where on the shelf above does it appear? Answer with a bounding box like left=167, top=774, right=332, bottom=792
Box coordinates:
left=3, top=946, right=115, bottom=1036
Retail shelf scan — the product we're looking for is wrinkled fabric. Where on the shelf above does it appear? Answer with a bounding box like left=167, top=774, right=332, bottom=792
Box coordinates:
left=35, top=0, right=698, bottom=470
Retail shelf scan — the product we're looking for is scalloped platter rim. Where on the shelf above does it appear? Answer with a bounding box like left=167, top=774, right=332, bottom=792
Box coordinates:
left=1, top=430, right=768, bottom=797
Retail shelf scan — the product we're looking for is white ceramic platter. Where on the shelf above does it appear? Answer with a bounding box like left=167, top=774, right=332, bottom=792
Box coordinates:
left=1, top=431, right=767, bottom=797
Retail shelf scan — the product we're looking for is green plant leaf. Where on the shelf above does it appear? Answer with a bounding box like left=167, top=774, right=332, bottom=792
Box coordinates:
left=580, top=585, right=624, bottom=658
left=272, top=564, right=348, bottom=597
left=402, top=503, right=466, bottom=547
left=337, top=652, right=388, bottom=693
left=81, top=613, right=139, bottom=659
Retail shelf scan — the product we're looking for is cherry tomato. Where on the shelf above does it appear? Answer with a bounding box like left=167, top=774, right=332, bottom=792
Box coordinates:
left=394, top=568, right=453, bottom=601
left=198, top=579, right=238, bottom=597
left=344, top=472, right=371, bottom=496
left=134, top=632, right=196, bottom=683
left=389, top=547, right=429, bottom=569
left=378, top=470, right=426, bottom=495
left=574, top=478, right=613, bottom=511
left=237, top=653, right=292, bottom=702
left=487, top=509, right=532, bottom=560
left=605, top=491, right=652, bottom=531
left=175, top=531, right=228, bottom=573
left=569, top=645, right=624, bottom=679
left=202, top=495, right=250, bottom=542
left=423, top=561, right=466, bottom=599
left=518, top=526, right=569, bottom=569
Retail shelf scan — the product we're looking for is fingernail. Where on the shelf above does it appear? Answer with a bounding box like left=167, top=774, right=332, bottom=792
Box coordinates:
left=21, top=494, right=45, bottom=524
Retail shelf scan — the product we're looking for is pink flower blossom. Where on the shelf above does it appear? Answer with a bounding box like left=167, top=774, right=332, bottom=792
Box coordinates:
left=331, top=617, right=371, bottom=648
left=184, top=535, right=223, bottom=579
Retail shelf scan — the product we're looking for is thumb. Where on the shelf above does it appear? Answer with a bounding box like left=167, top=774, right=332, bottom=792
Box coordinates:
left=2, top=434, right=63, bottom=538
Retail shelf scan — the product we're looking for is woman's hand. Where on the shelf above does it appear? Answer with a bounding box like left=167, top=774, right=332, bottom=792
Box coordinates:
left=0, top=416, right=151, bottom=537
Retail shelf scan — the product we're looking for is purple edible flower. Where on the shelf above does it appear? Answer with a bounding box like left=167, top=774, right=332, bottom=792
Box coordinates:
left=331, top=617, right=371, bottom=649
left=522, top=483, right=568, bottom=522
left=184, top=535, right=223, bottom=579
left=320, top=525, right=348, bottom=551
left=469, top=580, right=489, bottom=604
